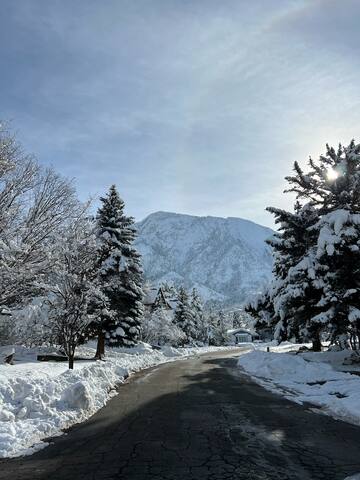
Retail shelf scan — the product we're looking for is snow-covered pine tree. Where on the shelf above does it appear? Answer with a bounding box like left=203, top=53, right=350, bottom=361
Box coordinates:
left=231, top=309, right=253, bottom=330
left=245, top=291, right=274, bottom=340
left=232, top=311, right=241, bottom=329
left=286, top=141, right=360, bottom=348
left=211, top=310, right=229, bottom=346
left=205, top=309, right=218, bottom=346
left=95, top=185, right=144, bottom=356
left=266, top=202, right=323, bottom=348
left=314, top=210, right=360, bottom=348
left=160, top=282, right=177, bottom=297
left=190, top=288, right=206, bottom=343
left=174, top=287, right=195, bottom=345
left=115, top=239, right=144, bottom=347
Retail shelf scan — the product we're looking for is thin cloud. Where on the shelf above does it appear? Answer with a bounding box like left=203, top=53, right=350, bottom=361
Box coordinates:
left=0, top=0, right=359, bottom=227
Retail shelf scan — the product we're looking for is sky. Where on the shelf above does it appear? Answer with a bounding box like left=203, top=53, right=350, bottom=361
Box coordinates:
left=1, top=0, right=360, bottom=227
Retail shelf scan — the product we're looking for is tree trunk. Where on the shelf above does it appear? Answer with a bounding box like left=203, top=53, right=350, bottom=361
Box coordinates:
left=312, top=330, right=322, bottom=352
left=4, top=353, right=14, bottom=365
left=95, top=330, right=105, bottom=360
left=68, top=354, right=74, bottom=370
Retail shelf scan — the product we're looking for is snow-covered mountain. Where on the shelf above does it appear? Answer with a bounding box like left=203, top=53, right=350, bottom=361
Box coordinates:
left=135, top=211, right=274, bottom=305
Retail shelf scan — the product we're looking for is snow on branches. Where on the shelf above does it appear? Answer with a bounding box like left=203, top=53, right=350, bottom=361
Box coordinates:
left=92, top=185, right=144, bottom=354
left=247, top=140, right=360, bottom=350
left=44, top=217, right=100, bottom=369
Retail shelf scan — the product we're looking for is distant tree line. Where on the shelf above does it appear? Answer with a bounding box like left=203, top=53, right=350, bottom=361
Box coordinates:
left=142, top=283, right=252, bottom=347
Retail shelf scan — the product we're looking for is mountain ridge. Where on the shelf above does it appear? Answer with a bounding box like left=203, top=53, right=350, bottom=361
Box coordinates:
left=138, top=210, right=271, bottom=227
left=135, top=211, right=274, bottom=305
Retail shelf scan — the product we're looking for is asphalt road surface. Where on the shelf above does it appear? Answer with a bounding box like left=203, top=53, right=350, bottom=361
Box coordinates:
left=2, top=349, right=360, bottom=480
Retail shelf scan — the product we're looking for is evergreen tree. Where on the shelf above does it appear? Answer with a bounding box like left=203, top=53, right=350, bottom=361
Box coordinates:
left=206, top=309, right=219, bottom=346
left=232, top=311, right=242, bottom=329
left=174, top=287, right=195, bottom=344
left=313, top=209, right=360, bottom=348
left=115, top=241, right=144, bottom=347
left=161, top=282, right=177, bottom=297
left=94, top=185, right=144, bottom=356
left=248, top=140, right=360, bottom=350
left=266, top=202, right=322, bottom=348
left=245, top=291, right=274, bottom=340
left=210, top=310, right=228, bottom=345
left=286, top=141, right=360, bottom=348
left=231, top=309, right=254, bottom=330
left=190, top=288, right=206, bottom=343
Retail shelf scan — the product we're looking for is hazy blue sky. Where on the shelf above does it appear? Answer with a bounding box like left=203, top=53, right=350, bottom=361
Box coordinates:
left=1, top=0, right=359, bottom=227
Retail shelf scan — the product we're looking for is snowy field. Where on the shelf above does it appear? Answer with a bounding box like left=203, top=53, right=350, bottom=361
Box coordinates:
left=0, top=343, right=234, bottom=458
left=238, top=347, right=360, bottom=427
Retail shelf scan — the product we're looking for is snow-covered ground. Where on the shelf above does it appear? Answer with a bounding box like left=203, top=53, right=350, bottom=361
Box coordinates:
left=0, top=343, right=234, bottom=458
left=238, top=347, right=360, bottom=427
left=4, top=341, right=360, bottom=463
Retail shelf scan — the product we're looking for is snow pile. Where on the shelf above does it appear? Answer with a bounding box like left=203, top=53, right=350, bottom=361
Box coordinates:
left=0, top=343, right=231, bottom=458
left=302, top=350, right=360, bottom=373
left=256, top=341, right=310, bottom=353
left=238, top=350, right=360, bottom=425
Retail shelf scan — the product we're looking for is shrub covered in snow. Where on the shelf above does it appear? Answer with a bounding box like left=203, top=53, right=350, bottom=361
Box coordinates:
left=141, top=309, right=186, bottom=346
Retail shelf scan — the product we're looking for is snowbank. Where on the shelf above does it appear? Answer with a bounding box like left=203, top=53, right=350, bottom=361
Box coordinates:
left=299, top=349, right=360, bottom=373
left=0, top=343, right=232, bottom=458
left=238, top=350, right=360, bottom=426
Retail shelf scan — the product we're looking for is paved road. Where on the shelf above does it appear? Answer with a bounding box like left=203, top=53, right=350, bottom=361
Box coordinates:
left=2, top=349, right=360, bottom=480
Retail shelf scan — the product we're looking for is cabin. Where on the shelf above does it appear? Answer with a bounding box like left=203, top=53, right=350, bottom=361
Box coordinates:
left=227, top=328, right=260, bottom=344
left=143, top=286, right=178, bottom=313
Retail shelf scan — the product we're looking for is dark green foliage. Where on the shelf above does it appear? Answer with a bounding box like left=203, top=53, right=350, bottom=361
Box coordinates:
left=174, top=287, right=195, bottom=344
left=247, top=141, right=360, bottom=349
left=96, top=185, right=144, bottom=348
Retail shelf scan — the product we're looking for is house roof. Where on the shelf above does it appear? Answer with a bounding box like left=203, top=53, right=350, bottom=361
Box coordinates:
left=158, top=288, right=173, bottom=309
left=167, top=298, right=179, bottom=310
left=144, top=287, right=159, bottom=306
left=227, top=328, right=253, bottom=335
left=144, top=287, right=176, bottom=310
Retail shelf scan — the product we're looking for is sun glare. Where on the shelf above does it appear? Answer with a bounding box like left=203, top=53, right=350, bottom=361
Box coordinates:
left=326, top=167, right=339, bottom=181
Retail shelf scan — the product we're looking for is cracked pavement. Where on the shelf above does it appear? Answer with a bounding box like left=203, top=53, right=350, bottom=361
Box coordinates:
left=1, top=349, right=360, bottom=479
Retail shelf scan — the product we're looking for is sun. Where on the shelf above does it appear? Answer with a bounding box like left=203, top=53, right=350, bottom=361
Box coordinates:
left=326, top=167, right=339, bottom=181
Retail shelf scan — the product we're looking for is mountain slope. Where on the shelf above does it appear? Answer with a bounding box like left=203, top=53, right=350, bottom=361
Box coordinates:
left=135, top=211, right=274, bottom=304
